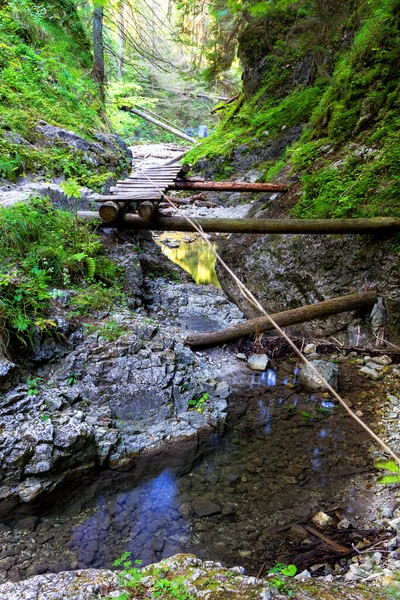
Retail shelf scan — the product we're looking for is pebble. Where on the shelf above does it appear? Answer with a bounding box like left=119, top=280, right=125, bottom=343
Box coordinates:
left=294, top=569, right=311, bottom=580
left=311, top=512, right=334, bottom=529
left=304, top=343, right=317, bottom=355
left=359, top=366, right=380, bottom=380
left=388, top=395, right=399, bottom=406
left=371, top=355, right=392, bottom=366
left=247, top=354, right=269, bottom=371
left=236, top=353, right=247, bottom=361
left=337, top=518, right=351, bottom=530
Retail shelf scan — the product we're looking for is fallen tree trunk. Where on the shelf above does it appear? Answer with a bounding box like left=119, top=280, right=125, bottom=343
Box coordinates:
left=173, top=181, right=288, bottom=192
left=120, top=106, right=196, bottom=144
left=184, top=291, right=377, bottom=347
left=80, top=212, right=400, bottom=234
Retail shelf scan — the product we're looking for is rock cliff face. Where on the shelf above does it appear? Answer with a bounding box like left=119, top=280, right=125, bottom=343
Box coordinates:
left=216, top=223, right=400, bottom=342
left=0, top=231, right=243, bottom=520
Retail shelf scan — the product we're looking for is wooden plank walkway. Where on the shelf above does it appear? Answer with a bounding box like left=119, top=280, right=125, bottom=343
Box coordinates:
left=96, top=162, right=289, bottom=222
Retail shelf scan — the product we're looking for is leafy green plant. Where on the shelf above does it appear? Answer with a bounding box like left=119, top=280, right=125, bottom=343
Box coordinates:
left=27, top=377, right=42, bottom=396
left=188, top=392, right=209, bottom=413
left=68, top=372, right=77, bottom=386
left=0, top=197, right=122, bottom=346
left=268, top=563, right=297, bottom=597
left=84, top=320, right=126, bottom=342
left=375, top=459, right=400, bottom=485
left=109, top=553, right=194, bottom=600
left=300, top=410, right=313, bottom=421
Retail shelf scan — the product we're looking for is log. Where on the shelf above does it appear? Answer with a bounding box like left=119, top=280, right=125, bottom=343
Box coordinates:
left=116, top=214, right=400, bottom=234
left=163, top=152, right=187, bottom=166
left=173, top=181, right=288, bottom=193
left=159, top=200, right=217, bottom=209
left=184, top=292, right=378, bottom=347
left=138, top=201, right=155, bottom=221
left=78, top=212, right=400, bottom=234
left=99, top=201, right=125, bottom=223
left=120, top=106, right=197, bottom=144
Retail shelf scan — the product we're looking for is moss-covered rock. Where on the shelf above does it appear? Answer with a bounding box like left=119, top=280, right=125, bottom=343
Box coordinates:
left=0, top=554, right=388, bottom=599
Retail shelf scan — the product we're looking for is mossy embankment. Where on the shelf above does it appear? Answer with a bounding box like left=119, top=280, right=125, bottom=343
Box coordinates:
left=186, top=0, right=400, bottom=220
left=0, top=0, right=128, bottom=189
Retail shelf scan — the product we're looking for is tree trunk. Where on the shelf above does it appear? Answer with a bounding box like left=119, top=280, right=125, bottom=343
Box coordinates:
left=92, top=5, right=105, bottom=103
left=117, top=0, right=125, bottom=81
left=184, top=292, right=378, bottom=347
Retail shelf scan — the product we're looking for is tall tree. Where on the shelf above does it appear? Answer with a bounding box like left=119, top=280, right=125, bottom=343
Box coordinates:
left=92, top=1, right=106, bottom=102
left=117, top=0, right=126, bottom=80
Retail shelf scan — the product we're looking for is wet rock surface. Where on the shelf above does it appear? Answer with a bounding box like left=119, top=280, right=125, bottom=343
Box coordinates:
left=0, top=353, right=395, bottom=585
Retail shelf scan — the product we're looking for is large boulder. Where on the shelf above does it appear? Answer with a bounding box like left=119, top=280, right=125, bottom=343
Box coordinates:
left=36, top=121, right=132, bottom=169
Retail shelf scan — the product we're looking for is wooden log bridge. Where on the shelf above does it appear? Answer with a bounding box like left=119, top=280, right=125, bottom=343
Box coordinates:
left=184, top=291, right=377, bottom=347
left=96, top=162, right=289, bottom=224
left=94, top=162, right=400, bottom=234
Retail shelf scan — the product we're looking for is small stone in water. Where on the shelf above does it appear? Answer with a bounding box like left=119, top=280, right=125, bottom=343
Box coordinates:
left=236, top=353, right=247, bottom=361
left=304, top=343, right=317, bottom=355
left=247, top=354, right=269, bottom=371
left=299, top=360, right=338, bottom=392
left=311, top=511, right=334, bottom=529
left=337, top=518, right=351, bottom=530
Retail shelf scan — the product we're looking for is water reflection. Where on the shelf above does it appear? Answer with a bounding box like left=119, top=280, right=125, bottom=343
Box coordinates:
left=156, top=232, right=220, bottom=287
left=250, top=369, right=277, bottom=389
left=70, top=469, right=185, bottom=567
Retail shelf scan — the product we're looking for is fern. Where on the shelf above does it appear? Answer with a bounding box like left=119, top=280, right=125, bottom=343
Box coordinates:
left=86, top=256, right=96, bottom=279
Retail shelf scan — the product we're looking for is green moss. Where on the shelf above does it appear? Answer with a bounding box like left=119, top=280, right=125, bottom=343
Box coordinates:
left=290, top=0, right=400, bottom=218
left=0, top=0, right=127, bottom=186
left=188, top=0, right=400, bottom=224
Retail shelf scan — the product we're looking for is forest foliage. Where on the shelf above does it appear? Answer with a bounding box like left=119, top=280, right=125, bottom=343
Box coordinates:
left=187, top=0, right=400, bottom=219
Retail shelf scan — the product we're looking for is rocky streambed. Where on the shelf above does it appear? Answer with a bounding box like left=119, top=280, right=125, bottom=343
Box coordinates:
left=1, top=148, right=400, bottom=599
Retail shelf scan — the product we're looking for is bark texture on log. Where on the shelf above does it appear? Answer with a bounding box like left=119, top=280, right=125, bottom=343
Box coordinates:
left=78, top=212, right=400, bottom=234
left=138, top=201, right=155, bottom=220
left=173, top=181, right=288, bottom=192
left=184, top=292, right=378, bottom=347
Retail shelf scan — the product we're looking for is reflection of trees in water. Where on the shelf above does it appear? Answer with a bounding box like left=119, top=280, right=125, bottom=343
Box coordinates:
left=161, top=235, right=220, bottom=287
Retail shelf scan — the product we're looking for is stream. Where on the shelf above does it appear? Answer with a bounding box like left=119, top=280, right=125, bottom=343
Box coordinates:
left=0, top=146, right=385, bottom=583
left=0, top=360, right=378, bottom=581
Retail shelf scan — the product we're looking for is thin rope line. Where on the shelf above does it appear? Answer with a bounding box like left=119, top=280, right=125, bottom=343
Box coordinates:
left=141, top=173, right=400, bottom=466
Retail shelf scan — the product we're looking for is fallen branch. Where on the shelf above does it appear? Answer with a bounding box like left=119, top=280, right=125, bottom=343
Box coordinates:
left=304, top=526, right=350, bottom=554
left=184, top=292, right=377, bottom=347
